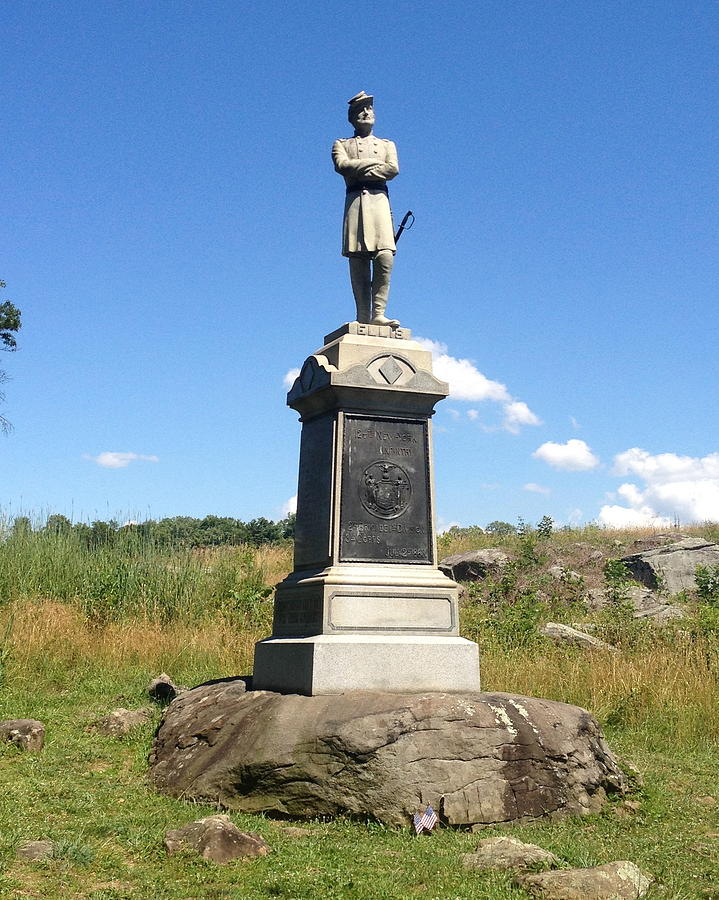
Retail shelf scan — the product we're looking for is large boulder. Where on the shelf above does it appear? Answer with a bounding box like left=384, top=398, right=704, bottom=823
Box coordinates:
left=149, top=680, right=627, bottom=827
left=621, top=537, right=719, bottom=595
left=438, top=549, right=510, bottom=582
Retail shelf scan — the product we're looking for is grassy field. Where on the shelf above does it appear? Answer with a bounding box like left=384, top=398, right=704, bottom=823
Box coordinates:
left=0, top=524, right=718, bottom=898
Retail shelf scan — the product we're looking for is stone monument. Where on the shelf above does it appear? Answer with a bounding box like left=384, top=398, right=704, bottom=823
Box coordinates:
left=252, top=93, right=480, bottom=695
left=151, top=95, right=630, bottom=828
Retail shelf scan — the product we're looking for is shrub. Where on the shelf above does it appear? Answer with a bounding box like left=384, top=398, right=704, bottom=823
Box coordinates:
left=696, top=564, right=719, bottom=606
left=603, top=558, right=633, bottom=607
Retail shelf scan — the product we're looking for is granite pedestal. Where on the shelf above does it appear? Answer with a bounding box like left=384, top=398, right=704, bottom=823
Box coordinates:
left=253, top=322, right=480, bottom=695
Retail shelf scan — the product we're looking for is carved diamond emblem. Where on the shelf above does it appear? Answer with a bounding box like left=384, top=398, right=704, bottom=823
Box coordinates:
left=378, top=356, right=403, bottom=385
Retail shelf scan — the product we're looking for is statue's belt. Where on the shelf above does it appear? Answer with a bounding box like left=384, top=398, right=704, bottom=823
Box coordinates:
left=346, top=181, right=388, bottom=195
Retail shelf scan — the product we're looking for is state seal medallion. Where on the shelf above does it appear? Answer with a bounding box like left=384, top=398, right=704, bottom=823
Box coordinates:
left=360, top=461, right=411, bottom=519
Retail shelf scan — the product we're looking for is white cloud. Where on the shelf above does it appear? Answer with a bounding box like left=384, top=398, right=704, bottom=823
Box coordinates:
left=283, top=367, right=301, bottom=389
left=598, top=504, right=670, bottom=529
left=567, top=508, right=584, bottom=526
left=613, top=447, right=719, bottom=481
left=599, top=447, right=719, bottom=526
left=416, top=337, right=540, bottom=433
left=533, top=439, right=600, bottom=471
left=524, top=482, right=550, bottom=495
left=437, top=517, right=463, bottom=534
left=83, top=452, right=159, bottom=469
left=416, top=338, right=509, bottom=402
left=281, top=495, right=297, bottom=516
left=467, top=409, right=479, bottom=421
left=503, top=401, right=542, bottom=434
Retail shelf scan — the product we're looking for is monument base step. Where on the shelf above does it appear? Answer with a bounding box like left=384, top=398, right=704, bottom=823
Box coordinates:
left=252, top=634, right=480, bottom=695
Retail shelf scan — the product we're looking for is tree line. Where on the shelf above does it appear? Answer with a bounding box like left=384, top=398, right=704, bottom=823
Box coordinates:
left=8, top=513, right=296, bottom=549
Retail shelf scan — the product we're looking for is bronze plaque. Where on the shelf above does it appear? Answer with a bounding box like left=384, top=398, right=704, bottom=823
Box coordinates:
left=340, top=414, right=433, bottom=564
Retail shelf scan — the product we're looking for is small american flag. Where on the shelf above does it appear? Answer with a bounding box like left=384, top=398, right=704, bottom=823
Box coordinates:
left=413, top=805, right=439, bottom=834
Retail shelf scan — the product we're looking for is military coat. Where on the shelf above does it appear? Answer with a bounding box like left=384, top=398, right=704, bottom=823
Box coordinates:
left=332, top=135, right=399, bottom=256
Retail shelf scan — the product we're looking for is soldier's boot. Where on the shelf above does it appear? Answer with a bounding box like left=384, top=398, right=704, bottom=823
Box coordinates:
left=370, top=250, right=399, bottom=326
left=349, top=258, right=372, bottom=324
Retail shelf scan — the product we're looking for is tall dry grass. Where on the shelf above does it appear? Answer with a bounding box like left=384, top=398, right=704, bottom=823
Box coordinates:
left=1, top=599, right=262, bottom=683
left=481, top=637, right=719, bottom=749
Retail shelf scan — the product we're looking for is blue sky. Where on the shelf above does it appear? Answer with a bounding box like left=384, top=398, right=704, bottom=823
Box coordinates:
left=2, top=0, right=718, bottom=529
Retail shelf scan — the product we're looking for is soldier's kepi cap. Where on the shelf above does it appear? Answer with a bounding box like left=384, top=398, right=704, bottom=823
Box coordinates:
left=347, top=91, right=373, bottom=110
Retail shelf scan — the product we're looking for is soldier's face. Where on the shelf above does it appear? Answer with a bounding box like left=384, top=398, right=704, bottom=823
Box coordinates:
left=351, top=104, right=375, bottom=128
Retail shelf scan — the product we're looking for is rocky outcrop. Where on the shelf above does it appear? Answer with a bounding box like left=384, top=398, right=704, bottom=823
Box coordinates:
left=0, top=719, right=45, bottom=751
left=438, top=549, right=510, bottom=582
left=149, top=681, right=627, bottom=827
left=621, top=537, right=719, bottom=595
left=516, top=860, right=651, bottom=898
left=164, top=815, right=270, bottom=864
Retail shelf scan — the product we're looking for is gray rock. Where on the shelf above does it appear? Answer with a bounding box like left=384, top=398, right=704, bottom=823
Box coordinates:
left=585, top=586, right=685, bottom=622
left=164, top=814, right=271, bottom=864
left=621, top=537, right=719, bottom=595
left=517, top=860, right=651, bottom=898
left=626, top=586, right=686, bottom=622
left=148, top=673, right=181, bottom=703
left=16, top=839, right=54, bottom=860
left=462, top=836, right=560, bottom=870
left=94, top=707, right=151, bottom=737
left=586, top=588, right=607, bottom=611
left=539, top=623, right=617, bottom=652
left=438, top=549, right=510, bottom=582
left=628, top=532, right=691, bottom=553
left=149, top=683, right=627, bottom=827
left=0, top=719, right=45, bottom=751
left=548, top=565, right=581, bottom=582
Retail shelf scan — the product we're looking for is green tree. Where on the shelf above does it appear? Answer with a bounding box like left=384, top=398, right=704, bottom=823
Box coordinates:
left=485, top=520, right=517, bottom=536
left=44, top=514, right=73, bottom=535
left=0, top=280, right=22, bottom=434
left=536, top=515, right=554, bottom=538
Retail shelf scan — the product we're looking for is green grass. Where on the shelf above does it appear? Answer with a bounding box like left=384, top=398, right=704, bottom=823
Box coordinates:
left=0, top=523, right=718, bottom=897
left=0, top=657, right=718, bottom=899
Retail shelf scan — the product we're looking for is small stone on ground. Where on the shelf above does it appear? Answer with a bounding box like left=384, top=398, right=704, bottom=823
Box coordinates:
left=0, top=719, right=45, bottom=751
left=462, top=836, right=560, bottom=870
left=539, top=622, right=617, bottom=652
left=94, top=708, right=151, bottom=737
left=147, top=673, right=181, bottom=703
left=16, top=840, right=54, bottom=861
left=164, top=814, right=271, bottom=864
left=516, top=860, right=651, bottom=898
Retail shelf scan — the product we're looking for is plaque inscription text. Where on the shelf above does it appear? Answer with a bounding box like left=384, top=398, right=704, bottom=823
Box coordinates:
left=340, top=414, right=432, bottom=563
